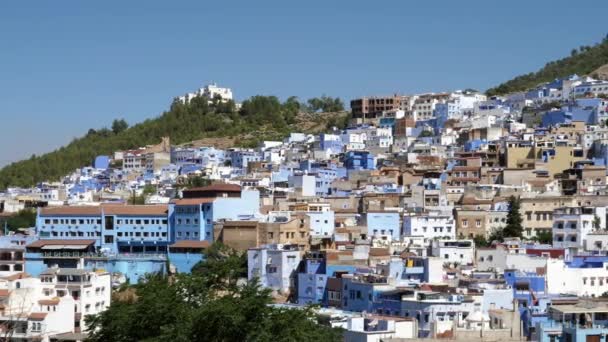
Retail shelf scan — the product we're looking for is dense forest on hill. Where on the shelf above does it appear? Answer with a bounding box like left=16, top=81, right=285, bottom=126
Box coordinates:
left=0, top=95, right=346, bottom=189
left=486, top=35, right=608, bottom=96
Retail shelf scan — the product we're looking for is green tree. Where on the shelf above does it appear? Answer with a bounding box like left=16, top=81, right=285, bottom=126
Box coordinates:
left=532, top=230, right=553, bottom=244
left=593, top=215, right=602, bottom=230
left=503, top=196, right=523, bottom=238
left=85, top=243, right=342, bottom=342
left=6, top=209, right=36, bottom=231
left=419, top=130, right=434, bottom=137
left=111, top=119, right=129, bottom=134
left=191, top=242, right=248, bottom=290
left=473, top=235, right=489, bottom=248
left=143, top=184, right=156, bottom=196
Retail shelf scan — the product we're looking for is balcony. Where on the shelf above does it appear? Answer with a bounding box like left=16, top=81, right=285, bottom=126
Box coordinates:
left=34, top=251, right=167, bottom=261
left=404, top=266, right=424, bottom=274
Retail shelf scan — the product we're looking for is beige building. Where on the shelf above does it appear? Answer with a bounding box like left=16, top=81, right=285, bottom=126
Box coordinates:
left=519, top=195, right=577, bottom=237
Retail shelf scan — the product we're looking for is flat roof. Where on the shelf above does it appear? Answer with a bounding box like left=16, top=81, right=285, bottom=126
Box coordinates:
left=552, top=302, right=608, bottom=314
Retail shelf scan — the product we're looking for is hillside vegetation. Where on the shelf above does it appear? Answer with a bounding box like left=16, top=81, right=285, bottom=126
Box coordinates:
left=486, top=35, right=608, bottom=96
left=0, top=95, right=346, bottom=189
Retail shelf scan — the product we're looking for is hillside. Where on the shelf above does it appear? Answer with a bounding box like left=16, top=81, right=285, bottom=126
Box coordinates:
left=0, top=95, right=347, bottom=189
left=486, top=35, right=608, bottom=96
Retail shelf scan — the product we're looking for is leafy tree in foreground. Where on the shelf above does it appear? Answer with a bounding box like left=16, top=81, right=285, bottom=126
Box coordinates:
left=85, top=243, right=342, bottom=342
left=6, top=209, right=36, bottom=231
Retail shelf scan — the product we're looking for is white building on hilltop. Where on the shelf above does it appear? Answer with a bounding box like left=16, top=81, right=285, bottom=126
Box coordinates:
left=178, top=83, right=233, bottom=104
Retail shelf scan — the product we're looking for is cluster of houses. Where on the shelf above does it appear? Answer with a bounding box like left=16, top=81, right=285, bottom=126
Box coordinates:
left=2, top=77, right=608, bottom=340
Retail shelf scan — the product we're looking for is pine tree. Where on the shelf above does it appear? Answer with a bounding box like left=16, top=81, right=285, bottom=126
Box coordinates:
left=503, top=196, right=523, bottom=238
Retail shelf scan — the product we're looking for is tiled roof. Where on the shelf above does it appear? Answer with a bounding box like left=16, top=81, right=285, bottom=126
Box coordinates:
left=185, top=184, right=241, bottom=192
left=40, top=206, right=101, bottom=216
left=369, top=248, right=390, bottom=257
left=170, top=198, right=215, bottom=205
left=28, top=312, right=48, bottom=321
left=27, top=239, right=96, bottom=248
left=102, top=204, right=168, bottom=216
left=0, top=289, right=9, bottom=297
left=40, top=205, right=168, bottom=216
left=222, top=221, right=259, bottom=227
left=1, top=273, right=30, bottom=281
left=38, top=298, right=60, bottom=305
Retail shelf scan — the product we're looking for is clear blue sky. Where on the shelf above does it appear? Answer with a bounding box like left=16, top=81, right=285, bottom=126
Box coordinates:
left=1, top=0, right=607, bottom=167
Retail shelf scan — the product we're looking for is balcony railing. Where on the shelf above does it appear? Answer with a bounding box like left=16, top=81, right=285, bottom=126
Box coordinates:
left=36, top=251, right=167, bottom=260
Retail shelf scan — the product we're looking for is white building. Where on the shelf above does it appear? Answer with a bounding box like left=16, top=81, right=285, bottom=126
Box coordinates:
left=552, top=206, right=602, bottom=252
left=403, top=212, right=455, bottom=242
left=0, top=272, right=76, bottom=341
left=341, top=132, right=366, bottom=151
left=178, top=83, right=233, bottom=104
left=247, top=244, right=301, bottom=294
left=288, top=174, right=316, bottom=197
left=122, top=150, right=146, bottom=172
left=39, top=268, right=111, bottom=331
left=431, top=240, right=475, bottom=265
left=343, top=316, right=418, bottom=342
left=546, top=258, right=608, bottom=297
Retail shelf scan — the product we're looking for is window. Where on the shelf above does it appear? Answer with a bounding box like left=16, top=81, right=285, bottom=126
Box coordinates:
left=462, top=219, right=468, bottom=227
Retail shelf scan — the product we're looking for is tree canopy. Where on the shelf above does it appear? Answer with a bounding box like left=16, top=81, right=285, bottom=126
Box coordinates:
left=4, top=209, right=36, bottom=231
left=111, top=119, right=129, bottom=134
left=85, top=243, right=342, bottom=342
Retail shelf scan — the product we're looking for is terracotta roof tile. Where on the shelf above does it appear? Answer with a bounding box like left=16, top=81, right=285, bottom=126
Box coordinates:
left=369, top=248, right=390, bottom=257
left=1, top=273, right=30, bottom=281
left=0, top=289, right=9, bottom=297
left=40, top=205, right=169, bottom=216
left=38, top=298, right=60, bottom=305
left=185, top=184, right=241, bottom=192
left=27, top=239, right=96, bottom=248
left=28, top=312, right=47, bottom=321
left=40, top=206, right=101, bottom=216
left=170, top=198, right=215, bottom=205
left=102, top=204, right=168, bottom=216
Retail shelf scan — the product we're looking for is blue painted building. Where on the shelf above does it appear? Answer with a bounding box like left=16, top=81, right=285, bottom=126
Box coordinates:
left=168, top=240, right=208, bottom=273
left=171, top=184, right=260, bottom=242
left=297, top=252, right=328, bottom=305
left=504, top=270, right=546, bottom=310
left=344, top=151, right=375, bottom=170
left=93, top=155, right=110, bottom=170
left=366, top=212, right=400, bottom=240
left=230, top=150, right=262, bottom=170
left=319, top=133, right=343, bottom=155
left=536, top=303, right=608, bottom=342
left=341, top=275, right=392, bottom=313
left=25, top=239, right=168, bottom=284
left=36, top=205, right=170, bottom=254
